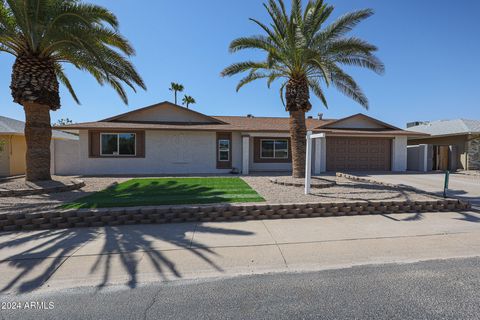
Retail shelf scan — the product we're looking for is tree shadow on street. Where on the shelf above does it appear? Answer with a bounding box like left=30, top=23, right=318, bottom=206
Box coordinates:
left=0, top=222, right=254, bottom=293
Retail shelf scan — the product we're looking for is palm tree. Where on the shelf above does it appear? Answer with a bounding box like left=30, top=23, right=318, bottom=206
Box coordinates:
left=182, top=95, right=196, bottom=109
left=221, top=0, right=384, bottom=178
left=0, top=0, right=145, bottom=181
left=169, top=82, right=184, bottom=105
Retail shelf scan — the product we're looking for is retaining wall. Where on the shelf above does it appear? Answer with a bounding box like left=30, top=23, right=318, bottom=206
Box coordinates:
left=0, top=199, right=470, bottom=232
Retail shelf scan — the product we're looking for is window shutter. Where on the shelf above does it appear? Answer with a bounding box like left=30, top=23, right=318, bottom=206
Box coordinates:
left=136, top=131, right=145, bottom=158
left=89, top=131, right=100, bottom=157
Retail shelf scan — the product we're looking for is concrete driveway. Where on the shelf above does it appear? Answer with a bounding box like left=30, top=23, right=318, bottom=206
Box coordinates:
left=356, top=172, right=480, bottom=208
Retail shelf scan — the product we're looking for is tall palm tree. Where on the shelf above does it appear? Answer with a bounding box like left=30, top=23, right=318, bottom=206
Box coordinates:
left=182, top=95, right=196, bottom=109
left=221, top=0, right=384, bottom=178
left=169, top=82, right=184, bottom=105
left=0, top=0, right=145, bottom=181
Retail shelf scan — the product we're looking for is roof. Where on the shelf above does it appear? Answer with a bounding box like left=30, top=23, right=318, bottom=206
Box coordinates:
left=55, top=116, right=331, bottom=133
left=102, top=101, right=227, bottom=124
left=55, top=101, right=427, bottom=137
left=408, top=119, right=480, bottom=137
left=317, top=113, right=401, bottom=130
left=0, top=116, right=78, bottom=140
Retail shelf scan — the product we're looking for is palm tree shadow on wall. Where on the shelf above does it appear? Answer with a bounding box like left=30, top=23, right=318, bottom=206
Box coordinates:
left=0, top=223, right=254, bottom=293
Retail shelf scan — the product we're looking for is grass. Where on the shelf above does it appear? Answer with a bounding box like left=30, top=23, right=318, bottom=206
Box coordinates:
left=63, top=177, right=265, bottom=209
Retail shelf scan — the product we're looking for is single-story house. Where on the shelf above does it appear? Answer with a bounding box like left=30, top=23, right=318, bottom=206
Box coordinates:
left=407, top=119, right=480, bottom=171
left=54, top=101, right=427, bottom=175
left=0, top=115, right=78, bottom=176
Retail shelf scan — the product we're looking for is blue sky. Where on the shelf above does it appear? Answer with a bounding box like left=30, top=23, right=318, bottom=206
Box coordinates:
left=0, top=0, right=478, bottom=127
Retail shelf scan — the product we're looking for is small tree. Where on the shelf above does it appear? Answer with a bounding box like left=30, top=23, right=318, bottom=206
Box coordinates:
left=169, top=82, right=184, bottom=105
left=54, top=118, right=74, bottom=126
left=182, top=95, right=196, bottom=109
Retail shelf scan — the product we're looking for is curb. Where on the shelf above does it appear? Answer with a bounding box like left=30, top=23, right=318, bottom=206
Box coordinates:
left=0, top=199, right=471, bottom=232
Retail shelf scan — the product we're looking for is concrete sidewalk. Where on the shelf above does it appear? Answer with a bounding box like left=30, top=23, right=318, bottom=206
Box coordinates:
left=1, top=210, right=480, bottom=294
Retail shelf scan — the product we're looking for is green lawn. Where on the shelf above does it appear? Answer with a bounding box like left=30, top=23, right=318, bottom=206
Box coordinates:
left=63, top=177, right=265, bottom=209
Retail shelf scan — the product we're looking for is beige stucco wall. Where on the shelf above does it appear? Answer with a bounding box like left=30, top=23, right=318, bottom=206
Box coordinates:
left=327, top=117, right=386, bottom=129
left=9, top=135, right=26, bottom=176
left=0, top=135, right=10, bottom=176
left=0, top=134, right=77, bottom=177
left=117, top=104, right=217, bottom=123
left=54, top=139, right=81, bottom=175
left=55, top=130, right=243, bottom=175
left=408, top=135, right=468, bottom=170
left=0, top=135, right=27, bottom=176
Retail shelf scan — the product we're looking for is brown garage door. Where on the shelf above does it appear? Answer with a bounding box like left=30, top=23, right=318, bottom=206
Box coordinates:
left=326, top=137, right=392, bottom=172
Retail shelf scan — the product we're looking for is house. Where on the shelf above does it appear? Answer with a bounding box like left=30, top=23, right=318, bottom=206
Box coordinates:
left=54, top=101, right=427, bottom=175
left=407, top=119, right=480, bottom=171
left=0, top=116, right=78, bottom=176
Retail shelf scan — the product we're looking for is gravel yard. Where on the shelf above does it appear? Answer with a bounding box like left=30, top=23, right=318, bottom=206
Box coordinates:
left=0, top=174, right=442, bottom=214
left=0, top=176, right=131, bottom=213
left=242, top=175, right=441, bottom=203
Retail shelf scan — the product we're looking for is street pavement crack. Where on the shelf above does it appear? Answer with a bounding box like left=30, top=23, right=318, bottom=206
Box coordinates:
left=143, top=286, right=163, bottom=320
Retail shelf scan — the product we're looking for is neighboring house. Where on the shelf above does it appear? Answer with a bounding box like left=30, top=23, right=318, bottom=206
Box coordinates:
left=54, top=101, right=427, bottom=175
left=0, top=116, right=78, bottom=177
left=407, top=119, right=480, bottom=171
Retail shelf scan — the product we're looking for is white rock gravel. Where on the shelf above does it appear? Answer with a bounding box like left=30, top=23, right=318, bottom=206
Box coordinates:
left=241, top=175, right=441, bottom=204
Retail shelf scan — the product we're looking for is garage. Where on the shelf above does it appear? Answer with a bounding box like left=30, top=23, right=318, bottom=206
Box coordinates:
left=326, top=137, right=392, bottom=172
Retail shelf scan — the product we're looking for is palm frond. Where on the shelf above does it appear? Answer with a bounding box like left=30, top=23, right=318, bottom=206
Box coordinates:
left=222, top=0, right=382, bottom=109
left=0, top=0, right=145, bottom=105
left=320, top=8, right=374, bottom=40
left=55, top=63, right=80, bottom=104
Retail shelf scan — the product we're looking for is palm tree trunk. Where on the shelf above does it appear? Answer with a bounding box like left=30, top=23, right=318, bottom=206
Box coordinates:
left=286, top=78, right=312, bottom=178
left=174, top=91, right=177, bottom=105
left=10, top=54, right=60, bottom=182
left=289, top=110, right=307, bottom=178
left=23, top=102, right=52, bottom=181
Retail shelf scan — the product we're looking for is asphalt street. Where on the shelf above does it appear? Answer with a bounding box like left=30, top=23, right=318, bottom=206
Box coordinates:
left=1, top=257, right=479, bottom=320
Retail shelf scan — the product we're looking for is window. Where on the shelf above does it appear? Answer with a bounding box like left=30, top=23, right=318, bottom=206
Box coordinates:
left=218, top=139, right=230, bottom=161
left=101, top=133, right=136, bottom=156
left=261, top=139, right=288, bottom=159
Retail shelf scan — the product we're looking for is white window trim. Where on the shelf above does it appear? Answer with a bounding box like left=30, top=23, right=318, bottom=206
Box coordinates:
left=100, top=133, right=136, bottom=157
left=260, top=139, right=289, bottom=159
left=218, top=139, right=230, bottom=162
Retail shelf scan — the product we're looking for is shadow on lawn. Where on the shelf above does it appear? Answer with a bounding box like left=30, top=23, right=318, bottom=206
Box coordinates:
left=0, top=222, right=254, bottom=293
left=67, top=178, right=261, bottom=208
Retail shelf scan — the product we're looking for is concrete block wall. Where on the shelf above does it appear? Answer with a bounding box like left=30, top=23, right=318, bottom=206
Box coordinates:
left=0, top=199, right=470, bottom=232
